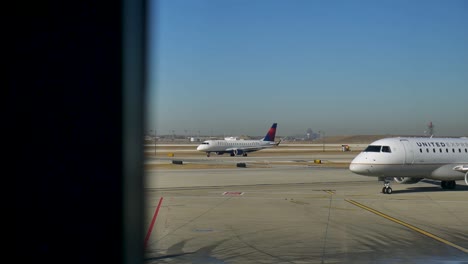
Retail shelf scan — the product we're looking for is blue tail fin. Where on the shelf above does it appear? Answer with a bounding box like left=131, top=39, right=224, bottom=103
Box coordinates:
left=262, top=123, right=277, bottom=142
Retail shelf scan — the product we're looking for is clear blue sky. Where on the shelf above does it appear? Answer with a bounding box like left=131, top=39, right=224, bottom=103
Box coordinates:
left=146, top=0, right=468, bottom=137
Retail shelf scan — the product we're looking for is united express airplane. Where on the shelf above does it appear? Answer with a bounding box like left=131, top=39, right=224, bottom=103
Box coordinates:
left=349, top=137, right=468, bottom=194
left=197, top=123, right=280, bottom=157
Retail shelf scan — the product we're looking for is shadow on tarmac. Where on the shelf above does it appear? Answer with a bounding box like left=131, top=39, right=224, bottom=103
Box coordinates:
left=387, top=180, right=468, bottom=194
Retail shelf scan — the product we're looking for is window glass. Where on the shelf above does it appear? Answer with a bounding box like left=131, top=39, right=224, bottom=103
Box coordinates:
left=364, top=145, right=381, bottom=152
left=381, top=146, right=391, bottom=153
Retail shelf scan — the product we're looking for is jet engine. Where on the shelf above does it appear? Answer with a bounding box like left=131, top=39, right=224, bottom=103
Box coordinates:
left=393, top=177, right=423, bottom=184
left=232, top=149, right=244, bottom=156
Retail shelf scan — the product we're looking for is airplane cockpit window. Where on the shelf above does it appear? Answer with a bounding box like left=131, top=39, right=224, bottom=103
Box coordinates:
left=364, top=145, right=381, bottom=152
left=381, top=146, right=391, bottom=153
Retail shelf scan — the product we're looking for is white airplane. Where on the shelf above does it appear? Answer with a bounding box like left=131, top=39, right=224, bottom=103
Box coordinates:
left=349, top=137, right=468, bottom=194
left=197, top=123, right=280, bottom=157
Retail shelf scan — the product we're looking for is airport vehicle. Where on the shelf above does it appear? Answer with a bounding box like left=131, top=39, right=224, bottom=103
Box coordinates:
left=349, top=137, right=468, bottom=194
left=197, top=123, right=280, bottom=157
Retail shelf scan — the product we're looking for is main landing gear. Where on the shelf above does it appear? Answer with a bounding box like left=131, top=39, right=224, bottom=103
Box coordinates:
left=441, top=180, right=456, bottom=189
left=382, top=180, right=392, bottom=194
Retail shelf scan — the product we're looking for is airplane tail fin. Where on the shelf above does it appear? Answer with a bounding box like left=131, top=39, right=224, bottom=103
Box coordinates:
left=262, top=123, right=277, bottom=142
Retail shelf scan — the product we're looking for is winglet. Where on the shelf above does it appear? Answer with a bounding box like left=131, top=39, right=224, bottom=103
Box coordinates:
left=262, top=123, right=277, bottom=142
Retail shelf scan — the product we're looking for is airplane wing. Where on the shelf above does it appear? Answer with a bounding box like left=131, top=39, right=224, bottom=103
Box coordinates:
left=453, top=165, right=468, bottom=185
left=226, top=146, right=264, bottom=153
left=453, top=165, right=468, bottom=173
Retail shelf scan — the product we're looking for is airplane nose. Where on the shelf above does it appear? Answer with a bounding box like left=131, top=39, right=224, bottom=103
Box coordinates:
left=197, top=144, right=206, bottom=151
left=349, top=156, right=371, bottom=175
left=349, top=163, right=365, bottom=174
left=349, top=163, right=370, bottom=175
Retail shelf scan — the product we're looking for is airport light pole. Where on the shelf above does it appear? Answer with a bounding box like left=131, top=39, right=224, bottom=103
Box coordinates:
left=319, top=130, right=325, bottom=152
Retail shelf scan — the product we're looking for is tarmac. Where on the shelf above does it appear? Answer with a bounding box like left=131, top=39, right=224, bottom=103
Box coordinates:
left=143, top=146, right=468, bottom=263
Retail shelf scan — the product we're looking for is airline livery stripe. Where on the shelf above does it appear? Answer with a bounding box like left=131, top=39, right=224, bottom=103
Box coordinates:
left=345, top=199, right=468, bottom=254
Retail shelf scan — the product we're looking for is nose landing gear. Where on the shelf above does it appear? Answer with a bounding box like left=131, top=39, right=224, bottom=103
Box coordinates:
left=382, top=180, right=392, bottom=194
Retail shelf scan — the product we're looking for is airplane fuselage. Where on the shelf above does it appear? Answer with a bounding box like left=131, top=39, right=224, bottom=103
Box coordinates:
left=196, top=139, right=277, bottom=156
left=350, top=137, right=468, bottom=181
left=196, top=123, right=279, bottom=157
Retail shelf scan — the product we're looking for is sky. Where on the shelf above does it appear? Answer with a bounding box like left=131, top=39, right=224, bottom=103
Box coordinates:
left=146, top=0, right=468, bottom=138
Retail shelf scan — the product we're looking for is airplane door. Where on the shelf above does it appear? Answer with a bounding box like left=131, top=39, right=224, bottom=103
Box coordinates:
left=400, top=139, right=414, bottom=164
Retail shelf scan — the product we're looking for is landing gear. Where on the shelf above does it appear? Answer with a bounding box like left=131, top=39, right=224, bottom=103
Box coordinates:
left=206, top=152, right=210, bottom=157
left=382, top=180, right=393, bottom=194
left=441, top=180, right=456, bottom=189
left=243, top=153, right=248, bottom=157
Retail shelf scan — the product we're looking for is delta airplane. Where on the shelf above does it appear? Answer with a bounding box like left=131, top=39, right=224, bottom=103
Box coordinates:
left=349, top=137, right=468, bottom=194
left=197, top=123, right=280, bottom=157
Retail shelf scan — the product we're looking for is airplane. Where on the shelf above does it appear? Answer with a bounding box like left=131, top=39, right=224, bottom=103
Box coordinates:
left=349, top=137, right=468, bottom=194
left=196, top=123, right=280, bottom=157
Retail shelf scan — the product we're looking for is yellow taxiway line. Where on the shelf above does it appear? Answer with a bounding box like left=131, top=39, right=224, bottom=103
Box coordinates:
left=346, top=199, right=468, bottom=254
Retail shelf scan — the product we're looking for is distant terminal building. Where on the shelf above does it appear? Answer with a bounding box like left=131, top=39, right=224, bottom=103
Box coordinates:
left=306, top=128, right=319, bottom=141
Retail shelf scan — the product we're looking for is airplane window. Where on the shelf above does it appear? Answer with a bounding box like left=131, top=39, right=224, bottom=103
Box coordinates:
left=364, top=145, right=381, bottom=152
left=420, top=149, right=422, bottom=153
left=459, top=149, right=461, bottom=153
left=426, top=149, right=429, bottom=153
left=446, top=149, right=449, bottom=153
left=433, top=148, right=436, bottom=153
left=381, top=146, right=391, bottom=153
left=452, top=149, right=455, bottom=153
left=439, top=149, right=442, bottom=153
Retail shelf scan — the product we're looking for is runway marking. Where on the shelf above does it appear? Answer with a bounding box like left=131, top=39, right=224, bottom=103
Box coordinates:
left=323, top=190, right=335, bottom=195
left=345, top=199, right=468, bottom=254
left=290, top=200, right=309, bottom=205
left=222, top=191, right=244, bottom=196
left=144, top=197, right=164, bottom=249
